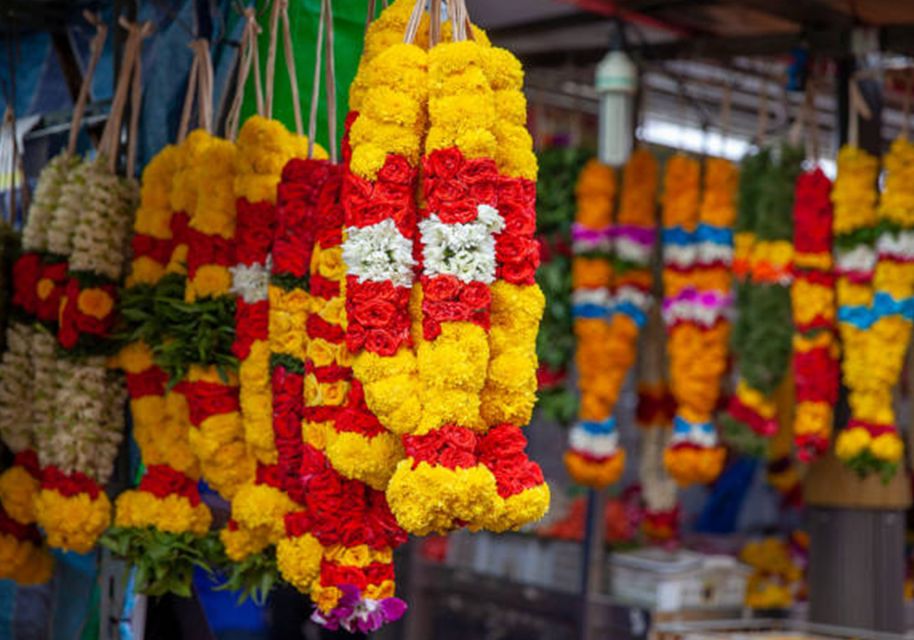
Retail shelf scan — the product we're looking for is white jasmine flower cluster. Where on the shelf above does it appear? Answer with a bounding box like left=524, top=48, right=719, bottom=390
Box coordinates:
left=343, top=218, right=416, bottom=287
left=230, top=255, right=273, bottom=303
left=22, top=152, right=79, bottom=253
left=0, top=322, right=37, bottom=452
left=877, top=229, right=914, bottom=260
left=835, top=245, right=877, bottom=275
left=419, top=204, right=504, bottom=283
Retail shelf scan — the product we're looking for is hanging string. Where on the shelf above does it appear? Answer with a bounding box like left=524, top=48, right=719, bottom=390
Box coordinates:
left=324, top=0, right=337, bottom=162
left=403, top=0, right=425, bottom=44
left=265, top=0, right=281, bottom=119
left=365, top=0, right=376, bottom=33
left=126, top=23, right=148, bottom=178
left=847, top=74, right=873, bottom=149
left=67, top=11, right=108, bottom=156
left=806, top=78, right=821, bottom=162
left=429, top=0, right=441, bottom=47
left=279, top=0, right=303, bottom=135
left=226, top=8, right=263, bottom=140
left=99, top=19, right=153, bottom=174
left=178, top=39, right=214, bottom=141
left=307, top=0, right=326, bottom=158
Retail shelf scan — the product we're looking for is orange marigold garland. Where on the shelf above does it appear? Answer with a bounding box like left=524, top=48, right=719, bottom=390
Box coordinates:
left=791, top=168, right=838, bottom=462
left=566, top=149, right=657, bottom=488
left=662, top=155, right=733, bottom=486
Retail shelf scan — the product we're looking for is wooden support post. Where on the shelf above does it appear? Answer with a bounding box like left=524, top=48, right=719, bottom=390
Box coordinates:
left=805, top=51, right=909, bottom=634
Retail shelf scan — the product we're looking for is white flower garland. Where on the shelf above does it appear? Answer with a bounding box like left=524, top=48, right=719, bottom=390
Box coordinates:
left=343, top=218, right=417, bottom=286
left=876, top=229, right=914, bottom=260
left=49, top=161, right=91, bottom=258
left=24, top=153, right=79, bottom=254
left=568, top=426, right=619, bottom=457
left=835, top=244, right=877, bottom=275
left=0, top=323, right=35, bottom=452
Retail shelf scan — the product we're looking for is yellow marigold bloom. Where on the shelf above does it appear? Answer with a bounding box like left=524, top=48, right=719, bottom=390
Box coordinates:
left=116, top=341, right=155, bottom=374
left=231, top=483, right=297, bottom=540
left=832, top=145, right=878, bottom=234
left=325, top=431, right=404, bottom=491
left=835, top=427, right=872, bottom=460
left=33, top=489, right=111, bottom=554
left=699, top=157, right=738, bottom=227
left=482, top=482, right=550, bottom=533
left=663, top=446, right=726, bottom=487
left=192, top=136, right=237, bottom=238
left=221, top=524, right=272, bottom=562
left=186, top=265, right=232, bottom=301
left=114, top=490, right=211, bottom=535
left=871, top=432, right=904, bottom=463
left=276, top=533, right=324, bottom=592
left=136, top=144, right=180, bottom=239
left=0, top=466, right=39, bottom=525
left=8, top=545, right=54, bottom=586
left=793, top=401, right=833, bottom=436
left=879, top=137, right=914, bottom=227
left=618, top=149, right=658, bottom=226
left=126, top=256, right=165, bottom=287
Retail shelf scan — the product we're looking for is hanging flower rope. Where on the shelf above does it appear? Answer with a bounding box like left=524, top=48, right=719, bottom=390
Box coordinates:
left=220, top=2, right=317, bottom=595
left=723, top=145, right=802, bottom=456
left=31, top=18, right=149, bottom=554
left=636, top=309, right=679, bottom=543
left=791, top=168, right=838, bottom=462
left=662, top=154, right=734, bottom=486
left=565, top=149, right=658, bottom=487
left=0, top=13, right=106, bottom=559
left=835, top=138, right=914, bottom=478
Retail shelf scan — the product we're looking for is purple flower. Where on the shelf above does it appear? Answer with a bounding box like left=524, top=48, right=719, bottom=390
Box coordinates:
left=311, top=584, right=408, bottom=633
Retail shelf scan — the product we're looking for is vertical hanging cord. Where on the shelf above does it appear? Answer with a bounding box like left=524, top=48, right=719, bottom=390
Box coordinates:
left=178, top=43, right=202, bottom=142
left=67, top=12, right=108, bottom=156
left=306, top=0, right=326, bottom=159
left=226, top=8, right=263, bottom=140
left=429, top=0, right=441, bottom=48
left=324, top=0, right=337, bottom=162
left=365, top=0, right=376, bottom=34
left=279, top=0, right=303, bottom=135
left=720, top=83, right=732, bottom=156
left=126, top=23, right=152, bottom=178
left=264, top=0, right=281, bottom=119
left=403, top=0, right=425, bottom=45
left=100, top=19, right=144, bottom=172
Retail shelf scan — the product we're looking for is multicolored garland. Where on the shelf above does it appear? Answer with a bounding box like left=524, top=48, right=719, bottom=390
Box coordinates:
left=109, top=142, right=214, bottom=596
left=0, top=154, right=73, bottom=582
left=835, top=140, right=913, bottom=477
left=662, top=155, right=734, bottom=486
left=564, top=149, right=657, bottom=488
left=34, top=153, right=136, bottom=553
left=791, top=168, right=838, bottom=462
left=724, top=146, right=802, bottom=456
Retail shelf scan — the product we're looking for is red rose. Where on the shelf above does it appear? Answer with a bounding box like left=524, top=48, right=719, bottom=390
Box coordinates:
left=174, top=380, right=240, bottom=426
left=459, top=281, right=491, bottom=310
left=423, top=275, right=460, bottom=301
left=500, top=259, right=537, bottom=285
left=126, top=367, right=167, bottom=399
left=378, top=154, right=415, bottom=186
left=422, top=317, right=441, bottom=340
left=365, top=328, right=401, bottom=356
left=425, top=148, right=464, bottom=180
left=41, top=467, right=101, bottom=499
left=170, top=212, right=190, bottom=248
left=441, top=424, right=478, bottom=451
left=460, top=158, right=498, bottom=185
left=436, top=200, right=478, bottom=224
left=351, top=298, right=397, bottom=329
left=233, top=299, right=269, bottom=360
left=131, top=234, right=171, bottom=265
left=427, top=179, right=468, bottom=206
left=438, top=447, right=477, bottom=469
left=502, top=202, right=536, bottom=237
left=12, top=252, right=41, bottom=314
left=235, top=199, right=276, bottom=265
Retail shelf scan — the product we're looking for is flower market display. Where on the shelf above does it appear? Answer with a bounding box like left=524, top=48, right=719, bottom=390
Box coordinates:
left=661, top=154, right=734, bottom=486
left=565, top=148, right=658, bottom=488
left=791, top=168, right=838, bottom=462
left=834, top=139, right=914, bottom=479
left=535, top=147, right=589, bottom=425
left=723, top=145, right=802, bottom=456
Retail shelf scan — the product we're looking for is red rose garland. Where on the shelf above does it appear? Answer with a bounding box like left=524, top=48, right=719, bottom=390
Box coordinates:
left=791, top=169, right=838, bottom=462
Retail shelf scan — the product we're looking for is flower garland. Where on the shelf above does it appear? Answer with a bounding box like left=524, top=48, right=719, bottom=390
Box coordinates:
left=791, top=168, right=838, bottom=462
left=275, top=165, right=408, bottom=631
left=34, top=156, right=136, bottom=553
left=723, top=146, right=802, bottom=456
left=662, top=155, right=734, bottom=486
left=476, top=44, right=549, bottom=532
left=0, top=154, right=76, bottom=538
left=565, top=159, right=617, bottom=486
left=534, top=147, right=589, bottom=425
left=565, top=149, right=657, bottom=487
left=108, top=143, right=215, bottom=596
left=835, top=140, right=913, bottom=477
left=741, top=535, right=806, bottom=610
left=636, top=310, right=679, bottom=543
left=0, top=504, right=54, bottom=585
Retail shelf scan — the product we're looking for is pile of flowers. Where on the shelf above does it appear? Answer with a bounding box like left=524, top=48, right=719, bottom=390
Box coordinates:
left=741, top=534, right=808, bottom=610
left=565, top=149, right=657, bottom=487
left=835, top=139, right=914, bottom=478
left=791, top=168, right=838, bottom=462
left=661, top=155, right=734, bottom=486
left=724, top=146, right=803, bottom=456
